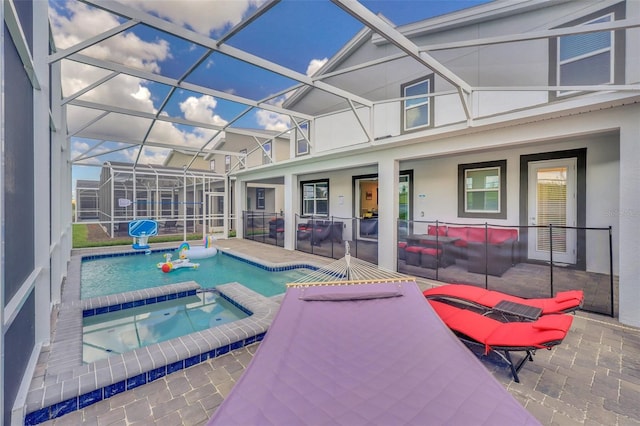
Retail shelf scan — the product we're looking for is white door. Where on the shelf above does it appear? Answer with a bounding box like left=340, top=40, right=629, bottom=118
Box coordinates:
left=528, top=159, right=577, bottom=264
left=207, top=192, right=225, bottom=237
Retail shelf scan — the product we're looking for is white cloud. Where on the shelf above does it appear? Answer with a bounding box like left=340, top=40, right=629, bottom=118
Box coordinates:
left=51, top=1, right=255, bottom=165
left=125, top=0, right=267, bottom=35
left=50, top=2, right=170, bottom=74
left=255, top=109, right=290, bottom=132
left=179, top=95, right=228, bottom=127
left=306, top=57, right=328, bottom=76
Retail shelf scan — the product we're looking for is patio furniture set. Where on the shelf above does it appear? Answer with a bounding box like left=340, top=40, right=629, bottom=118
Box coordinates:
left=399, top=225, right=519, bottom=276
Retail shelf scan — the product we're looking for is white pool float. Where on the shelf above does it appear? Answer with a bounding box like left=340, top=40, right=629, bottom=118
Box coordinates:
left=157, top=253, right=199, bottom=273
left=178, top=236, right=218, bottom=260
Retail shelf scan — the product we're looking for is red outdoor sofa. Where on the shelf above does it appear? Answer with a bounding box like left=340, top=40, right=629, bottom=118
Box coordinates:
left=401, top=225, right=520, bottom=276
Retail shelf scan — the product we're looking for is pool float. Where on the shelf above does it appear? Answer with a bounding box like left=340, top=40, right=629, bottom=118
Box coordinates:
left=178, top=236, right=218, bottom=260
left=157, top=253, right=199, bottom=273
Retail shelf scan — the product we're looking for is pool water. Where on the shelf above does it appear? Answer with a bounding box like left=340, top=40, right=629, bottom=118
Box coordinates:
left=82, top=291, right=248, bottom=363
left=81, top=251, right=310, bottom=299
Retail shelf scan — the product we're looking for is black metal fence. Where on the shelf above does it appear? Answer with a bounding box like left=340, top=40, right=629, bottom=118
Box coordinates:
left=398, top=220, right=615, bottom=317
left=243, top=211, right=285, bottom=247
left=241, top=212, right=615, bottom=317
left=294, top=215, right=379, bottom=264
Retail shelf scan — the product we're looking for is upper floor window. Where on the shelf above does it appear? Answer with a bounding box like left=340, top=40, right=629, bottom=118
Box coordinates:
left=262, top=141, right=272, bottom=165
left=301, top=180, right=328, bottom=217
left=296, top=122, right=310, bottom=156
left=225, top=155, right=230, bottom=173
left=209, top=160, right=215, bottom=171
left=239, top=149, right=247, bottom=169
left=401, top=75, right=433, bottom=132
left=458, top=160, right=507, bottom=219
left=551, top=4, right=624, bottom=100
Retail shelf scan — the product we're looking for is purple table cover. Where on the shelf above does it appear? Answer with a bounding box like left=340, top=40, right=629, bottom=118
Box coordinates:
left=208, top=282, right=540, bottom=425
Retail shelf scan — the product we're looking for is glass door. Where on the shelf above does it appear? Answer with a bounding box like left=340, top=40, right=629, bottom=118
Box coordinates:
left=527, top=159, right=577, bottom=264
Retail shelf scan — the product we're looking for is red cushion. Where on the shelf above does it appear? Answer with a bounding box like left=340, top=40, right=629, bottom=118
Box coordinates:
left=398, top=242, right=407, bottom=249
left=554, top=290, right=582, bottom=303
left=428, top=225, right=447, bottom=236
left=406, top=246, right=422, bottom=253
left=467, top=227, right=487, bottom=243
left=420, top=248, right=442, bottom=256
left=489, top=228, right=517, bottom=244
left=447, top=227, right=468, bottom=247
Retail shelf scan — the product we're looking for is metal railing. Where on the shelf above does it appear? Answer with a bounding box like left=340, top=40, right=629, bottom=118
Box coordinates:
left=398, top=220, right=615, bottom=317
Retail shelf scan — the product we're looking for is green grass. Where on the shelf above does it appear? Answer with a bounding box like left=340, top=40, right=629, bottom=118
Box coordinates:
left=72, top=224, right=203, bottom=249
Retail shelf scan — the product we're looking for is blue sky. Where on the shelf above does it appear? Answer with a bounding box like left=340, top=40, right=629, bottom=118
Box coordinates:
left=50, top=0, right=489, bottom=196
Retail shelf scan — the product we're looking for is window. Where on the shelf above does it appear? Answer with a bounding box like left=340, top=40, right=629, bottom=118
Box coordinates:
left=301, top=180, right=328, bottom=217
left=296, top=122, right=310, bottom=156
left=256, top=188, right=265, bottom=210
left=262, top=141, right=272, bottom=165
left=458, top=160, right=507, bottom=219
left=209, top=160, right=215, bottom=171
left=239, top=149, right=247, bottom=169
left=401, top=75, right=433, bottom=132
left=551, top=5, right=624, bottom=99
left=225, top=155, right=230, bottom=173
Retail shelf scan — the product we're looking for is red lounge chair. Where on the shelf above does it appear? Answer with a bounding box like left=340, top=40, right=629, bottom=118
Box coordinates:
left=424, top=283, right=583, bottom=315
left=428, top=299, right=574, bottom=382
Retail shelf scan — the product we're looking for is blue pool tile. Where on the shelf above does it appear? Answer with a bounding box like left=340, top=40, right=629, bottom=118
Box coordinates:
left=230, top=341, right=243, bottom=350
left=188, top=289, right=197, bottom=296
left=108, top=304, right=121, bottom=312
left=157, top=295, right=167, bottom=302
left=167, top=293, right=177, bottom=300
left=208, top=349, right=217, bottom=359
left=127, top=373, right=147, bottom=390
left=25, top=407, right=51, bottom=425
left=133, top=299, right=145, bottom=307
left=167, top=360, right=184, bottom=374
left=83, top=309, right=95, bottom=317
left=178, top=291, right=187, bottom=298
left=216, top=345, right=230, bottom=357
left=122, top=301, right=134, bottom=309
left=245, top=336, right=256, bottom=345
left=104, top=380, right=126, bottom=398
left=51, top=397, right=78, bottom=419
left=148, top=366, right=166, bottom=382
left=95, top=306, right=108, bottom=315
left=79, top=389, right=103, bottom=409
left=256, top=332, right=266, bottom=342
left=200, top=353, right=209, bottom=362
left=185, top=355, right=200, bottom=368
left=145, top=297, right=156, bottom=305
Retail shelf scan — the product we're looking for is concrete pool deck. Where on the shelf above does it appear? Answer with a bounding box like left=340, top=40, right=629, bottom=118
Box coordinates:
left=33, top=240, right=640, bottom=425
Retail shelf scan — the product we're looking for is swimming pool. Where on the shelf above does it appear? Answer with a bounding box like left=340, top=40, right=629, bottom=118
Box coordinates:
left=81, top=250, right=312, bottom=299
left=83, top=290, right=248, bottom=363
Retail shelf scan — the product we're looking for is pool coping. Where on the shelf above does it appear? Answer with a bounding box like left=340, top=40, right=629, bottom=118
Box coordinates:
left=23, top=246, right=322, bottom=425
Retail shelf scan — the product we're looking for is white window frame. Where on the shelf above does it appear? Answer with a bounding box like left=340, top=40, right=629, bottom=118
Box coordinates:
left=296, top=122, right=310, bottom=156
left=239, top=149, right=247, bottom=169
left=301, top=180, right=329, bottom=217
left=225, top=155, right=230, bottom=173
left=262, top=141, right=272, bottom=165
left=464, top=166, right=502, bottom=214
left=402, top=77, right=431, bottom=132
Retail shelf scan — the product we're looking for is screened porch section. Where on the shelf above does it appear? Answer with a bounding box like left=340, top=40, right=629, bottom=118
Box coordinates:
left=93, top=162, right=231, bottom=238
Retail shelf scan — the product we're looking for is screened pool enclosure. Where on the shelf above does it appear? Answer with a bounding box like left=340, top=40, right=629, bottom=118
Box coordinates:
left=76, top=162, right=232, bottom=239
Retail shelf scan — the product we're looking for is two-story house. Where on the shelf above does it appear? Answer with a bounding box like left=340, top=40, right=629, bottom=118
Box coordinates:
left=232, top=0, right=640, bottom=326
